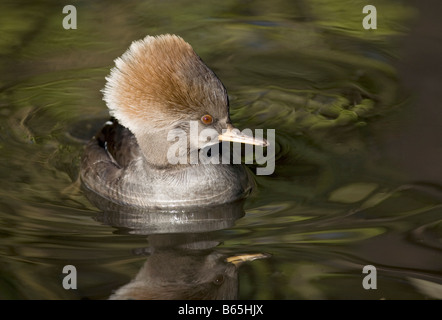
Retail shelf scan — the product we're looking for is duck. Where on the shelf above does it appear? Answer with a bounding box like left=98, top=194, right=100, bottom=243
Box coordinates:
left=80, top=34, right=267, bottom=208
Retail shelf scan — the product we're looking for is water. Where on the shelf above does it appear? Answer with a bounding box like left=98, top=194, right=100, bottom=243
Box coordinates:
left=0, top=0, right=441, bottom=299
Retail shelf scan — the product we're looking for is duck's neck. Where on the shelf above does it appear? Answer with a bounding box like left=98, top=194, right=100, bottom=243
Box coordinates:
left=136, top=129, right=195, bottom=169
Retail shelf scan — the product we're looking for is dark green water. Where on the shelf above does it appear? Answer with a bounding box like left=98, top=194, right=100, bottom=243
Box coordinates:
left=0, top=0, right=441, bottom=299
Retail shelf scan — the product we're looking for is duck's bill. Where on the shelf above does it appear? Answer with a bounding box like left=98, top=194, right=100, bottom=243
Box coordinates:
left=225, top=253, right=271, bottom=266
left=218, top=128, right=269, bottom=147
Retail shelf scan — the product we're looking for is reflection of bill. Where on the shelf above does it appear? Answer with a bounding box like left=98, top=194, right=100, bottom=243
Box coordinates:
left=109, top=233, right=269, bottom=300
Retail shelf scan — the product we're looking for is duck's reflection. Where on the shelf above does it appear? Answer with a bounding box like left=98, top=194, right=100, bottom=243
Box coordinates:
left=109, top=233, right=268, bottom=300
left=86, top=191, right=269, bottom=300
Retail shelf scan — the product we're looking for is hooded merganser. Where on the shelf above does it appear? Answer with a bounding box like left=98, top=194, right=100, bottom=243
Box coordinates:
left=80, top=34, right=267, bottom=208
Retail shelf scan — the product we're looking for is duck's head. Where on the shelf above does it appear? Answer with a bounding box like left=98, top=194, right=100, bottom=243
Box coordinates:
left=103, top=34, right=266, bottom=166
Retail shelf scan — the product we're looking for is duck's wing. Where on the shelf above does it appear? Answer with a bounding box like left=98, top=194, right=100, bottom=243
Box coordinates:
left=95, top=118, right=141, bottom=168
left=80, top=118, right=143, bottom=203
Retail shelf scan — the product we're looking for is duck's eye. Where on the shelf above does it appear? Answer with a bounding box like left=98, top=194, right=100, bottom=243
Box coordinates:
left=213, top=274, right=225, bottom=286
left=201, top=114, right=213, bottom=125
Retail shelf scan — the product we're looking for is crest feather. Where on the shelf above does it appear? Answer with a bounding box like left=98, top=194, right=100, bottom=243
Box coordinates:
left=102, top=34, right=227, bottom=132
